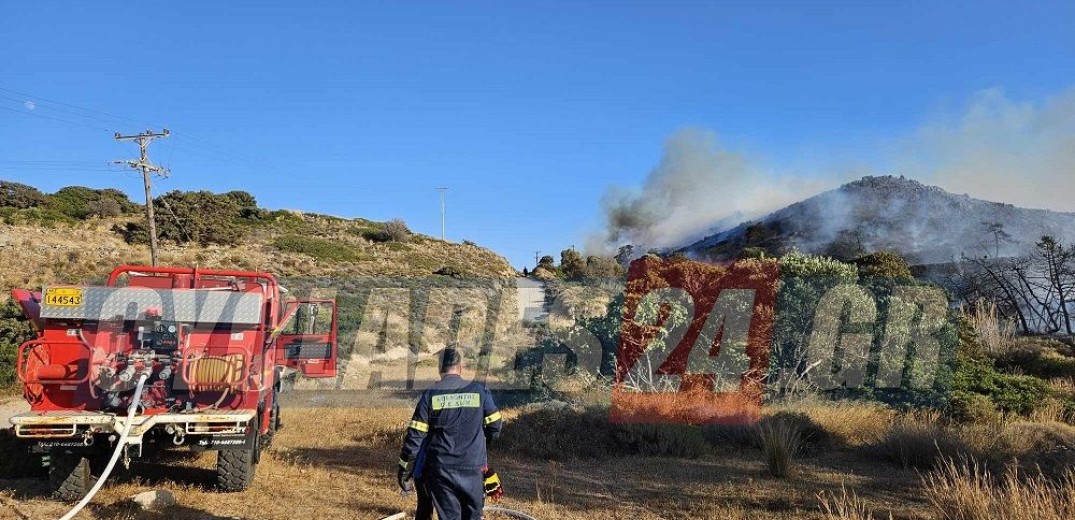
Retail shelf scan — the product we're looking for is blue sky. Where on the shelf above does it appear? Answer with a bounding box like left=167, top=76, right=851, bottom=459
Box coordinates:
left=1, top=1, right=1072, bottom=269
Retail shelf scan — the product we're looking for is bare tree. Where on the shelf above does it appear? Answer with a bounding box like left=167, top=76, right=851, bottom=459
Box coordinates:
left=982, top=221, right=1013, bottom=258
left=1035, top=236, right=1075, bottom=335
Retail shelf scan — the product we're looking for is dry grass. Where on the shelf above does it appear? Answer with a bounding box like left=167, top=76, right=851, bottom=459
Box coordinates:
left=923, top=459, right=1075, bottom=520
left=757, top=415, right=802, bottom=478
left=775, top=400, right=894, bottom=447
left=871, top=412, right=976, bottom=470
left=819, top=485, right=890, bottom=520
left=0, top=402, right=936, bottom=520
left=963, top=300, right=1016, bottom=356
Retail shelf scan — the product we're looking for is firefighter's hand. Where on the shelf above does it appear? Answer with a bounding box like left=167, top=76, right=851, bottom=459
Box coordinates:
left=482, top=466, right=504, bottom=502
left=397, top=466, right=414, bottom=494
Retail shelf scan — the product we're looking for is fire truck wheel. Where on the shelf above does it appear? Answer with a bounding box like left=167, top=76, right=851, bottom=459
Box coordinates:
left=219, top=415, right=260, bottom=489
left=50, top=453, right=96, bottom=502
left=216, top=446, right=256, bottom=492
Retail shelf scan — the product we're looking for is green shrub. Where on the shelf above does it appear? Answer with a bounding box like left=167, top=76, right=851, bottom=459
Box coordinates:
left=947, top=391, right=1000, bottom=423
left=952, top=355, right=1052, bottom=416
left=46, top=186, right=136, bottom=219
left=362, top=219, right=412, bottom=243
left=0, top=299, right=34, bottom=389
left=0, top=206, right=75, bottom=226
left=152, top=190, right=245, bottom=245
left=274, top=235, right=364, bottom=263
left=0, top=181, right=45, bottom=209
left=853, top=251, right=913, bottom=280
left=995, top=349, right=1075, bottom=380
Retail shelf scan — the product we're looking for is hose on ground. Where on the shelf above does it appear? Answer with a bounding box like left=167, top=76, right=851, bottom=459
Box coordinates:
left=59, top=372, right=150, bottom=520
left=483, top=506, right=540, bottom=520
left=376, top=506, right=538, bottom=520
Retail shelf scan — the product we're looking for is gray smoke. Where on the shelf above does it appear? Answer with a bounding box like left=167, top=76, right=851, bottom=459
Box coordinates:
left=595, top=87, right=1075, bottom=255
left=899, top=87, right=1075, bottom=212
left=594, top=128, right=831, bottom=252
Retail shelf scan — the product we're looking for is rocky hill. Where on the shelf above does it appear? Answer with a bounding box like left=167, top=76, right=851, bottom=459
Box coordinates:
left=681, top=175, right=1075, bottom=264
left=0, top=182, right=515, bottom=291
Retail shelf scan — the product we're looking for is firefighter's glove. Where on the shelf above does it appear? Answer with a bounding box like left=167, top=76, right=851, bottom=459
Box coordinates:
left=482, top=466, right=504, bottom=502
left=397, top=459, right=415, bottom=494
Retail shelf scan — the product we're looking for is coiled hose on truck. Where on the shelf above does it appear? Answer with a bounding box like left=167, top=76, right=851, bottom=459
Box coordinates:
left=59, top=372, right=150, bottom=520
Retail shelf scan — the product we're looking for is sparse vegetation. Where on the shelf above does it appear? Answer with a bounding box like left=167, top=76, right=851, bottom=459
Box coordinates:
left=819, top=485, right=884, bottom=520
left=923, top=459, right=1075, bottom=520
left=362, top=218, right=412, bottom=243
left=757, top=414, right=803, bottom=477
left=273, top=235, right=365, bottom=263
left=0, top=299, right=34, bottom=388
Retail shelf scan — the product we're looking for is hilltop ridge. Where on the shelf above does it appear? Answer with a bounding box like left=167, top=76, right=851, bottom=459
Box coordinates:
left=681, top=175, right=1075, bottom=263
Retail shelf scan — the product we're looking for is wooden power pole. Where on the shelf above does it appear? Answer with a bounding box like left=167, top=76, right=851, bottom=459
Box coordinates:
left=114, top=129, right=170, bottom=266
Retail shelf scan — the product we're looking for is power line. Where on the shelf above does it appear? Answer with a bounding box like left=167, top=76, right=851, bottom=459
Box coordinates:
left=0, top=104, right=113, bottom=133
left=0, top=85, right=296, bottom=183
left=0, top=86, right=152, bottom=127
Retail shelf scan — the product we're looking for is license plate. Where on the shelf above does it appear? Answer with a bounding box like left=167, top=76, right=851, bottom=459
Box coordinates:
left=43, top=287, right=84, bottom=307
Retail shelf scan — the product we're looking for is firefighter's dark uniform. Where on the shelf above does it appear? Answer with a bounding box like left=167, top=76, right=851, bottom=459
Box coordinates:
left=399, top=374, right=503, bottom=520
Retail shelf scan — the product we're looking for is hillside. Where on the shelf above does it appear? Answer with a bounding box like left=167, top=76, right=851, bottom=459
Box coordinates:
left=0, top=182, right=515, bottom=291
left=681, top=175, right=1075, bottom=264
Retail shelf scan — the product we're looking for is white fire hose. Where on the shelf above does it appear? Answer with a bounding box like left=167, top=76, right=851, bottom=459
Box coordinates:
left=376, top=506, right=538, bottom=520
left=59, top=372, right=150, bottom=520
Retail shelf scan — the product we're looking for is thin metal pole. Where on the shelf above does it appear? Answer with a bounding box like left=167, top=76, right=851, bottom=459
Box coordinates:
left=435, top=186, right=448, bottom=240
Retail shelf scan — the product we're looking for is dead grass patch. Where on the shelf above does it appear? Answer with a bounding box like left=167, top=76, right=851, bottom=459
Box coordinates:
left=819, top=484, right=890, bottom=520
left=757, top=415, right=802, bottom=478
left=871, top=413, right=976, bottom=470
left=923, top=458, right=1075, bottom=520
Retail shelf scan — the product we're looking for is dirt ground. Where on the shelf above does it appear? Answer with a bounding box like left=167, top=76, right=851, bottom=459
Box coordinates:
left=0, top=402, right=933, bottom=520
left=0, top=397, right=28, bottom=435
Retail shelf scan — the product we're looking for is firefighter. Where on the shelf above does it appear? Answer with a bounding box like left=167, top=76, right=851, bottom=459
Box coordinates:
left=397, top=347, right=504, bottom=520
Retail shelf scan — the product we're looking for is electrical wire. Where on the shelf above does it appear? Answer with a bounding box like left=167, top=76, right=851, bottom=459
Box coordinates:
left=0, top=105, right=113, bottom=133
left=0, top=85, right=296, bottom=178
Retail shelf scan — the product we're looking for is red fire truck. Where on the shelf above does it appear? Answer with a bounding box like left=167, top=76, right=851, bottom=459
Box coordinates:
left=8, top=265, right=338, bottom=499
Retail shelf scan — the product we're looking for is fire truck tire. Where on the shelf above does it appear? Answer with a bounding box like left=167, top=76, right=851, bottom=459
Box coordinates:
left=50, top=454, right=96, bottom=502
left=216, top=447, right=256, bottom=491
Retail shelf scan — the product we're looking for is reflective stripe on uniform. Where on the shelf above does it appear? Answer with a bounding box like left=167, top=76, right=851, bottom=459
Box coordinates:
left=408, top=420, right=429, bottom=432
left=484, top=411, right=502, bottom=425
left=398, top=458, right=409, bottom=469
left=431, top=392, right=480, bottom=410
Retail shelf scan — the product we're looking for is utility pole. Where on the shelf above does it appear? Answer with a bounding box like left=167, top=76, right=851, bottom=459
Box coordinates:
left=114, top=129, right=170, bottom=266
left=534, top=251, right=541, bottom=266
left=435, top=186, right=449, bottom=240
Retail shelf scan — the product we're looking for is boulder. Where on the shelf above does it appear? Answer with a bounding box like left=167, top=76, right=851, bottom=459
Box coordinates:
left=131, top=489, right=177, bottom=510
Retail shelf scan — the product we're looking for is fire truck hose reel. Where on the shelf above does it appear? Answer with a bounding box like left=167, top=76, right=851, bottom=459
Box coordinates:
left=58, top=372, right=150, bottom=520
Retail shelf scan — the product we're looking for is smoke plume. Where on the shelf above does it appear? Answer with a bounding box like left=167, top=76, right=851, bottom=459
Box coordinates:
left=900, top=87, right=1075, bottom=212
left=596, top=129, right=830, bottom=252
left=595, top=87, right=1075, bottom=254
